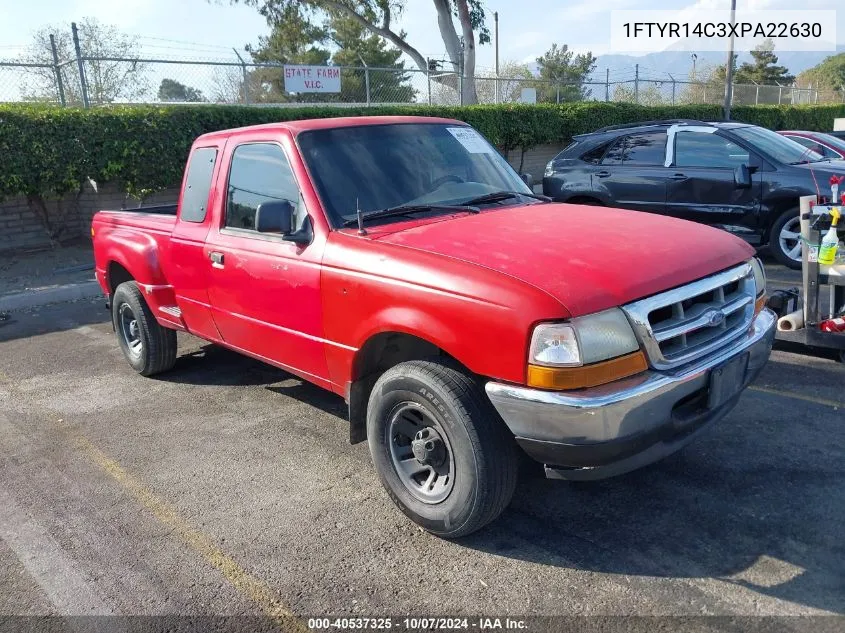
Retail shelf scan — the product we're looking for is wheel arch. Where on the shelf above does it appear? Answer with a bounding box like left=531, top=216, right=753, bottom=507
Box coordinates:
left=347, top=330, right=472, bottom=445
left=107, top=260, right=135, bottom=295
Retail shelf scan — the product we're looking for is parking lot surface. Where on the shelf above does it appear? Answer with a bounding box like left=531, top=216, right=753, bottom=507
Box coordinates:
left=1, top=263, right=844, bottom=629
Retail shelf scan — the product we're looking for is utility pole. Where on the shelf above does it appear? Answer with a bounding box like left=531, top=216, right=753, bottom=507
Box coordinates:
left=605, top=67, right=609, bottom=102
left=723, top=0, right=737, bottom=119
left=459, top=36, right=465, bottom=106
left=494, top=11, right=499, bottom=104
left=634, top=63, right=639, bottom=104
left=71, top=22, right=90, bottom=108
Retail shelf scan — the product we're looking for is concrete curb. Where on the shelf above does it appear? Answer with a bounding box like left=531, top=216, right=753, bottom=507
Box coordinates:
left=0, top=280, right=103, bottom=313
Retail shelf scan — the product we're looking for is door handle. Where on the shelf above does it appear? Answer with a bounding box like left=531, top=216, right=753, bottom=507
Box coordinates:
left=595, top=170, right=611, bottom=178
left=670, top=173, right=689, bottom=181
left=209, top=251, right=225, bottom=269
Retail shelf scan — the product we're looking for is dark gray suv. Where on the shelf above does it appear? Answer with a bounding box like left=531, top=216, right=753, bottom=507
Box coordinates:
left=543, top=119, right=845, bottom=268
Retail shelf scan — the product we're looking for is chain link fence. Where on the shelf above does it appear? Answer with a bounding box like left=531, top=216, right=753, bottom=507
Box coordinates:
left=2, top=55, right=844, bottom=108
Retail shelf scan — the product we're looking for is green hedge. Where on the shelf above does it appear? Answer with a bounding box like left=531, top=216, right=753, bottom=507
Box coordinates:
left=2, top=102, right=845, bottom=200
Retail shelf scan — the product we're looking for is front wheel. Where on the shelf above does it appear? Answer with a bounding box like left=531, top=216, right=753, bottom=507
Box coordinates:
left=769, top=209, right=803, bottom=270
left=367, top=360, right=519, bottom=538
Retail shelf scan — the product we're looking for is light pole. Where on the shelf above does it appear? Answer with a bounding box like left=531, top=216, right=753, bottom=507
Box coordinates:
left=494, top=11, right=499, bottom=104
left=723, top=0, right=737, bottom=119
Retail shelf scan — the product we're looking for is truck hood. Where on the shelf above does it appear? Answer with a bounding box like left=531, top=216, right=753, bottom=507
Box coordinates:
left=375, top=203, right=754, bottom=316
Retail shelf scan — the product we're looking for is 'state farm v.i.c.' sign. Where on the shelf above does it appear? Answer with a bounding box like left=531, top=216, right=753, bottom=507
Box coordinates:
left=283, top=66, right=342, bottom=93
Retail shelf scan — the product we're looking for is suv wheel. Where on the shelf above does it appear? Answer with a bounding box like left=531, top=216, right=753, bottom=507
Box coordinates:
left=770, top=209, right=802, bottom=270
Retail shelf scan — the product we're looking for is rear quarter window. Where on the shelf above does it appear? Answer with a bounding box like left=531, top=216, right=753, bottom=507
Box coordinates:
left=581, top=142, right=612, bottom=164
left=180, top=147, right=218, bottom=223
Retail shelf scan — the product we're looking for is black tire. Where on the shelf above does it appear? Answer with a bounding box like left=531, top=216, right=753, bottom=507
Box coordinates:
left=769, top=208, right=803, bottom=270
left=111, top=281, right=177, bottom=376
left=367, top=359, right=519, bottom=538
left=568, top=196, right=604, bottom=206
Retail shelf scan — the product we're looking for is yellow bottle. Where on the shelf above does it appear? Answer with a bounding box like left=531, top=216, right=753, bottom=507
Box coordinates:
left=818, top=208, right=841, bottom=266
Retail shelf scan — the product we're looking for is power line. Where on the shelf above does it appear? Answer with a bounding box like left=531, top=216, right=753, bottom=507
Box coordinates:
left=135, top=35, right=237, bottom=51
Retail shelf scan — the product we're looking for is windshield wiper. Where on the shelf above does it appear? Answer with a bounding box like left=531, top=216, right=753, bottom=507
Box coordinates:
left=459, top=190, right=552, bottom=206
left=341, top=204, right=479, bottom=227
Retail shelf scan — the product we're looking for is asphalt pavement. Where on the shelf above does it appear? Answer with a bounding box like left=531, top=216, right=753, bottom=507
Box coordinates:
left=1, top=283, right=843, bottom=631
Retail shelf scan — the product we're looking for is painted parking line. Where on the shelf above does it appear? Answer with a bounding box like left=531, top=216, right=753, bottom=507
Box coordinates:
left=68, top=430, right=307, bottom=632
left=748, top=385, right=842, bottom=409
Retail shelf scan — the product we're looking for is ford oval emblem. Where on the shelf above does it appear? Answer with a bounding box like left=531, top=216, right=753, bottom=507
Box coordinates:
left=704, top=309, right=725, bottom=327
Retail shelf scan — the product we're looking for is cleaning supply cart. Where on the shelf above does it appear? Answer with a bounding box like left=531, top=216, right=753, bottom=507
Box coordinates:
left=772, top=193, right=845, bottom=362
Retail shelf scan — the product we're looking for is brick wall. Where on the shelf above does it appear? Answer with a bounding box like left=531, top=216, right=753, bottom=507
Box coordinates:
left=0, top=184, right=181, bottom=253
left=0, top=143, right=565, bottom=253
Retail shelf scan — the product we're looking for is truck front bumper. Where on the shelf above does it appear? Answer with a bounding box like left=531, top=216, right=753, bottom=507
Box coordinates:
left=485, top=308, right=776, bottom=481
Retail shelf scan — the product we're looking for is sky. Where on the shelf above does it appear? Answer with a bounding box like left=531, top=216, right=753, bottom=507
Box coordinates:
left=1, top=0, right=843, bottom=78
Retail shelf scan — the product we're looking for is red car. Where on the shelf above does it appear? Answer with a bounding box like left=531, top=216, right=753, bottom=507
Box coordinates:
left=778, top=130, right=845, bottom=160
left=93, top=116, right=775, bottom=537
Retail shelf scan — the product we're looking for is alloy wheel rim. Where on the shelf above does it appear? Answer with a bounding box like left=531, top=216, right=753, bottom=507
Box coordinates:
left=779, top=216, right=802, bottom=263
left=387, top=402, right=455, bottom=504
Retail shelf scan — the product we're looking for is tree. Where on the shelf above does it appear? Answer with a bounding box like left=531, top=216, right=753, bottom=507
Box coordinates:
left=474, top=60, right=532, bottom=104
left=210, top=65, right=248, bottom=103
left=797, top=52, right=845, bottom=93
left=157, top=78, right=205, bottom=102
left=679, top=63, right=730, bottom=105
left=535, top=43, right=596, bottom=103
left=734, top=39, right=793, bottom=85
left=612, top=82, right=665, bottom=105
left=246, top=4, right=331, bottom=101
left=20, top=17, right=148, bottom=105
left=328, top=13, right=415, bottom=103
left=244, top=8, right=415, bottom=103
left=228, top=0, right=489, bottom=104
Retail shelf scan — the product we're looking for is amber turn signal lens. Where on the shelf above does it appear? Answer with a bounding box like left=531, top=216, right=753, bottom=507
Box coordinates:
left=754, top=293, right=767, bottom=316
left=527, top=351, right=648, bottom=391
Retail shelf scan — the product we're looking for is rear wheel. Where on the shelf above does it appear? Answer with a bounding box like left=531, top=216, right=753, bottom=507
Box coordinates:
left=367, top=360, right=519, bottom=538
left=112, top=281, right=177, bottom=376
left=770, top=209, right=803, bottom=269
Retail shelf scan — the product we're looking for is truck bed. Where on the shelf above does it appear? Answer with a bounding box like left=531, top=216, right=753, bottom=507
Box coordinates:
left=93, top=206, right=178, bottom=235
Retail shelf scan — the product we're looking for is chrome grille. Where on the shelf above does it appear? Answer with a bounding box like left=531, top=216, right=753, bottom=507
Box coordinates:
left=622, top=263, right=756, bottom=370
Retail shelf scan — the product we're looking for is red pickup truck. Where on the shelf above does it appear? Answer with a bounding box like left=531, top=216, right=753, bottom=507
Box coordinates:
left=93, top=116, right=776, bottom=537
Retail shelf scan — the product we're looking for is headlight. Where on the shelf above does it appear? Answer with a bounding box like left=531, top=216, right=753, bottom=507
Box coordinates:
left=544, top=160, right=555, bottom=177
left=750, top=257, right=766, bottom=297
left=528, top=308, right=640, bottom=367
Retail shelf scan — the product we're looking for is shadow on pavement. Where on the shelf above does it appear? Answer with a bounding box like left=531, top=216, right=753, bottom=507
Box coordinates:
left=460, top=358, right=845, bottom=614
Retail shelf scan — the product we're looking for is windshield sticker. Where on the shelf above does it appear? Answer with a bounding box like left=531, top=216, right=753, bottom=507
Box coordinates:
left=447, top=127, right=493, bottom=154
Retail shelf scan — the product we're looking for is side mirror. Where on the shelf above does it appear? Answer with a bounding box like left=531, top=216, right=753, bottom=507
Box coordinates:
left=255, top=200, right=295, bottom=234
left=521, top=173, right=534, bottom=188
left=734, top=164, right=751, bottom=189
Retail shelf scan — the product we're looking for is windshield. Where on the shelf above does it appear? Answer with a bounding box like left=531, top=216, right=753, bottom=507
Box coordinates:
left=297, top=123, right=532, bottom=227
left=731, top=125, right=824, bottom=164
left=815, top=132, right=845, bottom=155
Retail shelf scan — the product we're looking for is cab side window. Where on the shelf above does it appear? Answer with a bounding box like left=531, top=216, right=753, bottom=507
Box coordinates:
left=181, top=147, right=218, bottom=223
left=225, top=143, right=303, bottom=231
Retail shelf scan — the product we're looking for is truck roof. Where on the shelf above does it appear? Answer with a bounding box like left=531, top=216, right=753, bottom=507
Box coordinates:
left=195, top=115, right=466, bottom=142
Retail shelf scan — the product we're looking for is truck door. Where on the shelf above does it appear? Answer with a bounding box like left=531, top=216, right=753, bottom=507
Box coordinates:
left=168, top=145, right=223, bottom=341
left=203, top=138, right=331, bottom=387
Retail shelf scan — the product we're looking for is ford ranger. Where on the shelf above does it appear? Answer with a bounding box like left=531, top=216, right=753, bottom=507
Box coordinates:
left=92, top=116, right=776, bottom=538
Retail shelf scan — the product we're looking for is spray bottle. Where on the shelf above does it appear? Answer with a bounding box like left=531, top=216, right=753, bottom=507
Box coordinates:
left=818, top=206, right=841, bottom=266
